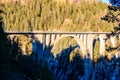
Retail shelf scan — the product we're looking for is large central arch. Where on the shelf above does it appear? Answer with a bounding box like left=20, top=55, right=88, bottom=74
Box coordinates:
left=51, top=35, right=88, bottom=57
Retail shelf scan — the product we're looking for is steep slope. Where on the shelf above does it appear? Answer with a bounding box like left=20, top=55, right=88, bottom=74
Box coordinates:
left=0, top=0, right=112, bottom=32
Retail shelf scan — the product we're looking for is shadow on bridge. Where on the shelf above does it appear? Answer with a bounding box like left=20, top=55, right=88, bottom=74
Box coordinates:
left=0, top=18, right=53, bottom=80
left=1, top=17, right=120, bottom=79
left=31, top=33, right=120, bottom=80
left=1, top=24, right=120, bottom=80
left=49, top=43, right=120, bottom=80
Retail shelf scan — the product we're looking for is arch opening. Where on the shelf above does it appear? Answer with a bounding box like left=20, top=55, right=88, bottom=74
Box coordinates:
left=51, top=35, right=87, bottom=58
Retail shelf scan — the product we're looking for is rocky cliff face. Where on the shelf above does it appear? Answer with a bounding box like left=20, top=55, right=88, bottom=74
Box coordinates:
left=12, top=35, right=32, bottom=55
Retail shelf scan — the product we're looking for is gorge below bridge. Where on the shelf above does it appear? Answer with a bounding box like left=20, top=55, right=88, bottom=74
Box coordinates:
left=5, top=31, right=120, bottom=60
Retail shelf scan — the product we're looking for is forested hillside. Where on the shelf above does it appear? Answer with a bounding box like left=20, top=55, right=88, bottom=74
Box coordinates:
left=0, top=0, right=113, bottom=32
left=1, top=0, right=120, bottom=80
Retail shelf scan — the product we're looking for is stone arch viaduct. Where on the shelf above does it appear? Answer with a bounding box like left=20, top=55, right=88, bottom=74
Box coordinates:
left=6, top=31, right=119, bottom=60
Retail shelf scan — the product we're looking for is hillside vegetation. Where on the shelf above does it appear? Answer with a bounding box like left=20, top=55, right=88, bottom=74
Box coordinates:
left=0, top=0, right=113, bottom=32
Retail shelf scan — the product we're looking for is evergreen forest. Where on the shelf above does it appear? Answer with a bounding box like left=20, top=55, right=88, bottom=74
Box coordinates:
left=0, top=0, right=114, bottom=32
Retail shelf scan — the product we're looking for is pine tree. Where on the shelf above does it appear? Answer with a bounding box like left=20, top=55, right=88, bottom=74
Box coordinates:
left=101, top=0, right=120, bottom=57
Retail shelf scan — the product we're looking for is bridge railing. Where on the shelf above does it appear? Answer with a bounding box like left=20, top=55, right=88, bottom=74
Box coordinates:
left=5, top=31, right=112, bottom=34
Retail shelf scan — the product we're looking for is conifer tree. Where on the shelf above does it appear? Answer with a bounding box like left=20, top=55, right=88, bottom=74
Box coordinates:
left=101, top=0, right=120, bottom=55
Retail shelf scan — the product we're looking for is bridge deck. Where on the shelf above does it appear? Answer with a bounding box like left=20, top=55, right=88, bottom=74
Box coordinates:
left=5, top=31, right=112, bottom=34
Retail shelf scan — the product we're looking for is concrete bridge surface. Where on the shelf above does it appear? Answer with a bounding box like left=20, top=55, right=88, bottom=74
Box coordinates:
left=5, top=31, right=119, bottom=60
